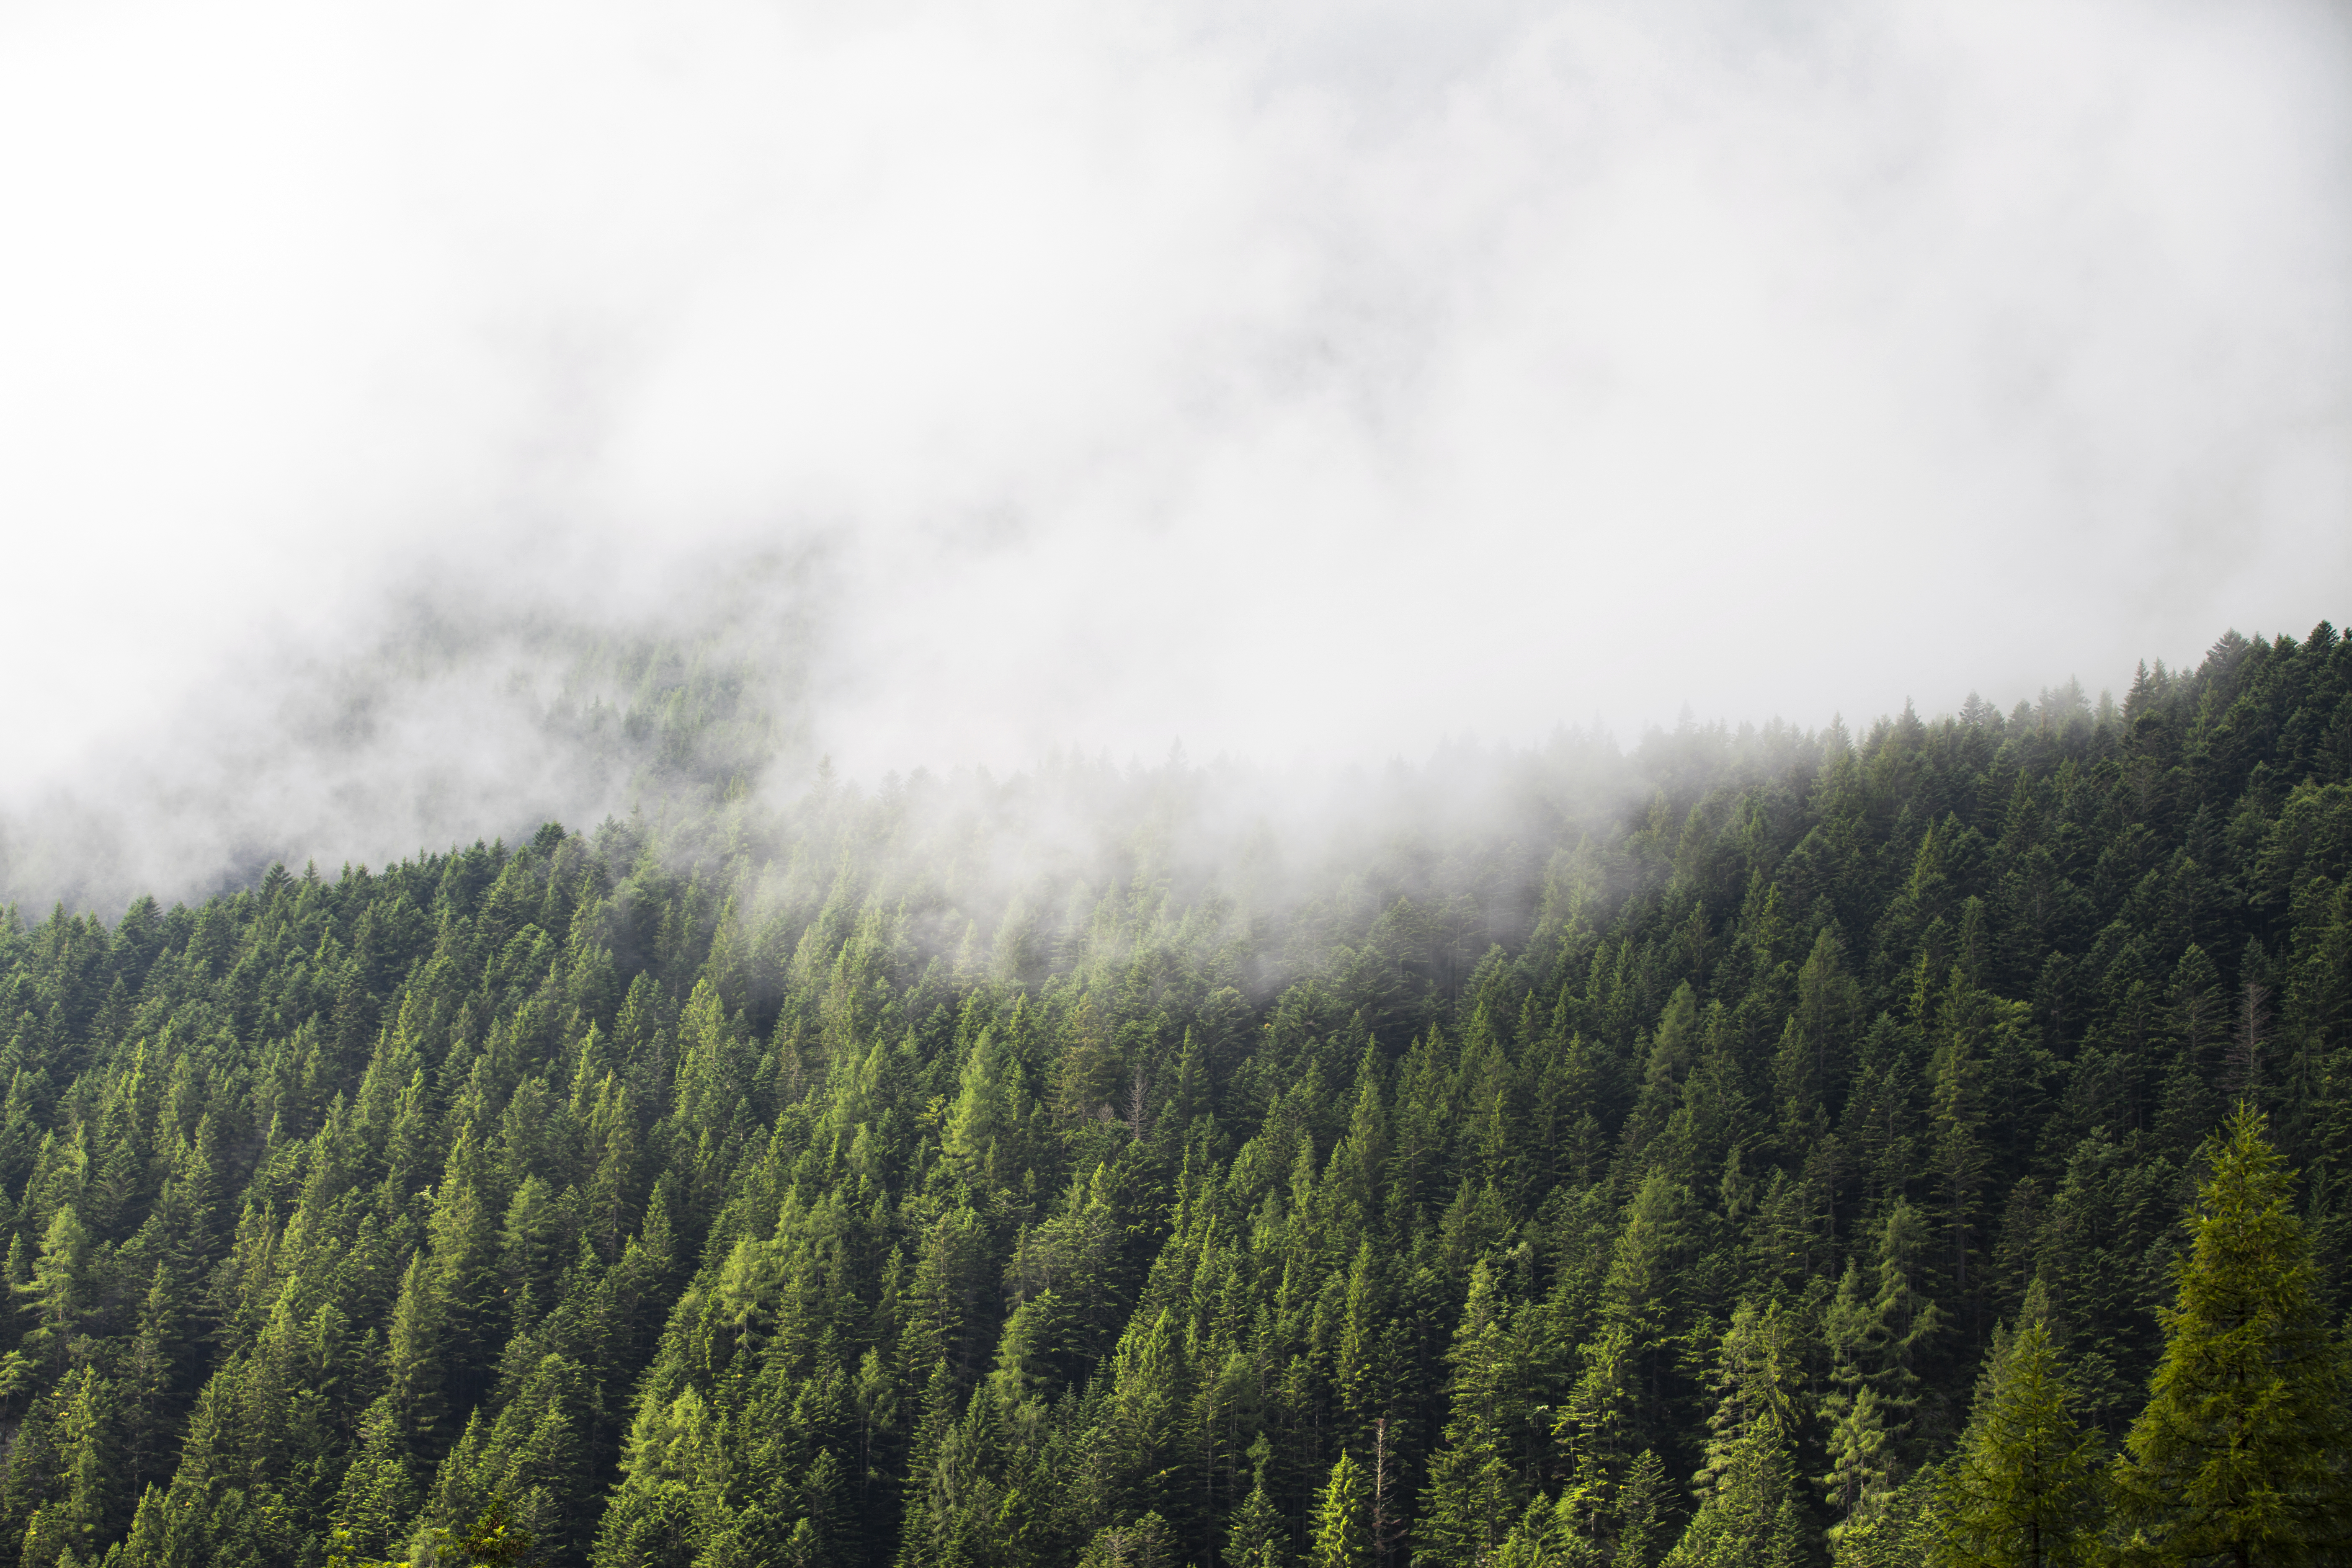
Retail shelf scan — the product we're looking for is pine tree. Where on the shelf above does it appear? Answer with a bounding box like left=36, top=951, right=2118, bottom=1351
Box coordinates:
left=119, top=1264, right=188, bottom=1493
left=1225, top=1470, right=1289, bottom=1568
left=0, top=616, right=2342, bottom=1568
left=1658, top=1428, right=1805, bottom=1568
left=1488, top=1491, right=1605, bottom=1568
left=1106, top=1307, right=1190, bottom=1522
left=332, top=1395, right=422, bottom=1562
left=1819, top=1260, right=1901, bottom=1532
left=54, top=1368, right=125, bottom=1562
left=1658, top=1303, right=1808, bottom=1568
left=1935, top=1313, right=2105, bottom=1568
left=1610, top=1451, right=1669, bottom=1568
left=387, top=1251, right=448, bottom=1452
left=1558, top=1171, right=1693, bottom=1485
left=1929, top=972, right=1997, bottom=1306
left=16, top=1367, right=121, bottom=1568
left=18, top=1207, right=92, bottom=1375
left=1081, top=1511, right=1181, bottom=1568
left=1834, top=1467, right=1945, bottom=1568
left=1422, top=1262, right=1528, bottom=1568
left=1335, top=1241, right=1385, bottom=1444
left=1865, top=1199, right=1944, bottom=1444
left=2110, top=1104, right=2352, bottom=1563
left=1312, top=1451, right=1372, bottom=1568
left=945, top=1026, right=1025, bottom=1187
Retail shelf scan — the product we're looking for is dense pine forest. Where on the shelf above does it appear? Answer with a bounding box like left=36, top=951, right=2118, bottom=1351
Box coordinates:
left=0, top=624, right=2348, bottom=1568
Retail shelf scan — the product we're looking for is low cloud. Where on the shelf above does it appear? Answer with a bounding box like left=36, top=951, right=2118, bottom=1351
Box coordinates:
left=1, top=0, right=2346, bottom=903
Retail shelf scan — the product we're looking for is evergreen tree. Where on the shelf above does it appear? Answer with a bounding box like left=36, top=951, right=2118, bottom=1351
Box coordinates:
left=1818, top=1262, right=1899, bottom=1532
left=1489, top=1492, right=1605, bottom=1568
left=387, top=1250, right=449, bottom=1453
left=1660, top=1304, right=1808, bottom=1568
left=1312, top=1452, right=1372, bottom=1568
left=1833, top=1467, right=1945, bottom=1568
left=1422, top=1262, right=1529, bottom=1568
left=2110, top=1105, right=2352, bottom=1564
left=1862, top=1199, right=1944, bottom=1451
left=1935, top=1312, right=2105, bottom=1568
left=1224, top=1472, right=1289, bottom=1568
left=1610, top=1451, right=1670, bottom=1568
left=1559, top=1171, right=1694, bottom=1491
left=1081, top=1512, right=1181, bottom=1568
left=333, top=1395, right=423, bottom=1563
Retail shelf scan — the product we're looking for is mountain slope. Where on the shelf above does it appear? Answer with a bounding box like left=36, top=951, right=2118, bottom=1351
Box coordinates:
left=0, top=624, right=2346, bottom=1566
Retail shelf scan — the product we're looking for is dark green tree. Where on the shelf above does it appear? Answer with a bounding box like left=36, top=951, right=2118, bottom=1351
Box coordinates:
left=1659, top=1302, right=1807, bottom=1568
left=1224, top=1467, right=1289, bottom=1568
left=1311, top=1451, right=1371, bottom=1568
left=1422, top=1262, right=1530, bottom=1568
left=2110, top=1105, right=2352, bottom=1564
left=1935, top=1311, right=2106, bottom=1568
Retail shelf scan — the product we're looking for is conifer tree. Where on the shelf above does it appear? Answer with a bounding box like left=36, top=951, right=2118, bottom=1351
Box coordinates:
left=2110, top=1105, right=2352, bottom=1563
left=1865, top=1199, right=1944, bottom=1443
left=1312, top=1451, right=1371, bottom=1568
left=54, top=1368, right=125, bottom=1561
left=1081, top=1511, right=1181, bottom=1568
left=18, top=1207, right=92, bottom=1375
left=387, top=1251, right=449, bottom=1452
left=0, top=623, right=2342, bottom=1568
left=1488, top=1491, right=1605, bottom=1568
left=333, top=1395, right=423, bottom=1563
left=1660, top=1303, right=1808, bottom=1568
left=1834, top=1467, right=1945, bottom=1568
left=1224, top=1469, right=1289, bottom=1568
left=1935, top=1311, right=2105, bottom=1568
left=946, top=1025, right=1026, bottom=1188
left=1610, top=1451, right=1669, bottom=1568
left=119, top=1264, right=187, bottom=1491
left=1335, top=1241, right=1385, bottom=1443
left=1819, top=1261, right=1899, bottom=1532
left=1422, top=1262, right=1527, bottom=1568
left=1559, top=1171, right=1693, bottom=1487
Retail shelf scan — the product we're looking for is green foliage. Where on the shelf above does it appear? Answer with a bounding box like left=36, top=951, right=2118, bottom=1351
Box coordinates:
left=1611, top=1452, right=1671, bottom=1568
left=1078, top=1513, right=1179, bottom=1568
left=1223, top=1471, right=1288, bottom=1568
left=1421, top=1262, right=1534, bottom=1568
left=0, top=624, right=2342, bottom=1568
left=1659, top=1304, right=1808, bottom=1568
left=1310, top=1452, right=1371, bottom=1568
left=2109, top=1105, right=2352, bottom=1564
left=325, top=1498, right=535, bottom=1568
left=1832, top=1467, right=1943, bottom=1568
left=1934, top=1313, right=2105, bottom=1568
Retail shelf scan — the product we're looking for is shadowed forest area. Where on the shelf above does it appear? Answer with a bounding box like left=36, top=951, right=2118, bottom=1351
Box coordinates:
left=0, top=624, right=2347, bottom=1566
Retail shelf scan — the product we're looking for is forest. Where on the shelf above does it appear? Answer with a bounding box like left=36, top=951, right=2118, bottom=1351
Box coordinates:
left=0, top=622, right=2347, bottom=1567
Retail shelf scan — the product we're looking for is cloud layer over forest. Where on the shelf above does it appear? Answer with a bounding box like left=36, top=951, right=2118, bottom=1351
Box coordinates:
left=1, top=0, right=2347, bottom=903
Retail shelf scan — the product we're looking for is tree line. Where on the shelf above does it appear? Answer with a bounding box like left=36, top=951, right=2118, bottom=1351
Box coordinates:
left=0, top=624, right=2345, bottom=1567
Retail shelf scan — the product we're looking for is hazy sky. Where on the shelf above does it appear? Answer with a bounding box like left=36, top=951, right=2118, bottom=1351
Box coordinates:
left=3, top=0, right=2348, bottom=804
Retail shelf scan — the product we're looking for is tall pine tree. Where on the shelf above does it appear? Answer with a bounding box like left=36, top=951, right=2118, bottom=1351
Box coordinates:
left=2110, top=1105, right=2352, bottom=1564
left=1935, top=1309, right=2105, bottom=1568
left=1311, top=1452, right=1371, bottom=1568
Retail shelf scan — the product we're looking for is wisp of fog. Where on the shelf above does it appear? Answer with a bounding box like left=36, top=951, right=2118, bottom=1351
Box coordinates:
left=0, top=0, right=2346, bottom=910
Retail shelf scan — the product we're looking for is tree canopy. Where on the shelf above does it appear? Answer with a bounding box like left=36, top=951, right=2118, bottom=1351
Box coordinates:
left=0, top=623, right=2346, bottom=1566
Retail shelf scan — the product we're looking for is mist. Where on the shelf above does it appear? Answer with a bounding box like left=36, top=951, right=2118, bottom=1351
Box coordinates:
left=2, top=0, right=2347, bottom=908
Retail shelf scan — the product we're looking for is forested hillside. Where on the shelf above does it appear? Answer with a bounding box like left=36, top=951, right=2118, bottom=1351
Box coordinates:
left=0, top=624, right=2349, bottom=1568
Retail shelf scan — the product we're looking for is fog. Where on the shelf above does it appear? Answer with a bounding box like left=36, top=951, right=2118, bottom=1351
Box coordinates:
left=1, top=0, right=2347, bottom=907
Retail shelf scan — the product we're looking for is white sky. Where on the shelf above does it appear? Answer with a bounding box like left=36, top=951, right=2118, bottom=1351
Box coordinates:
left=2, top=0, right=2347, bottom=804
